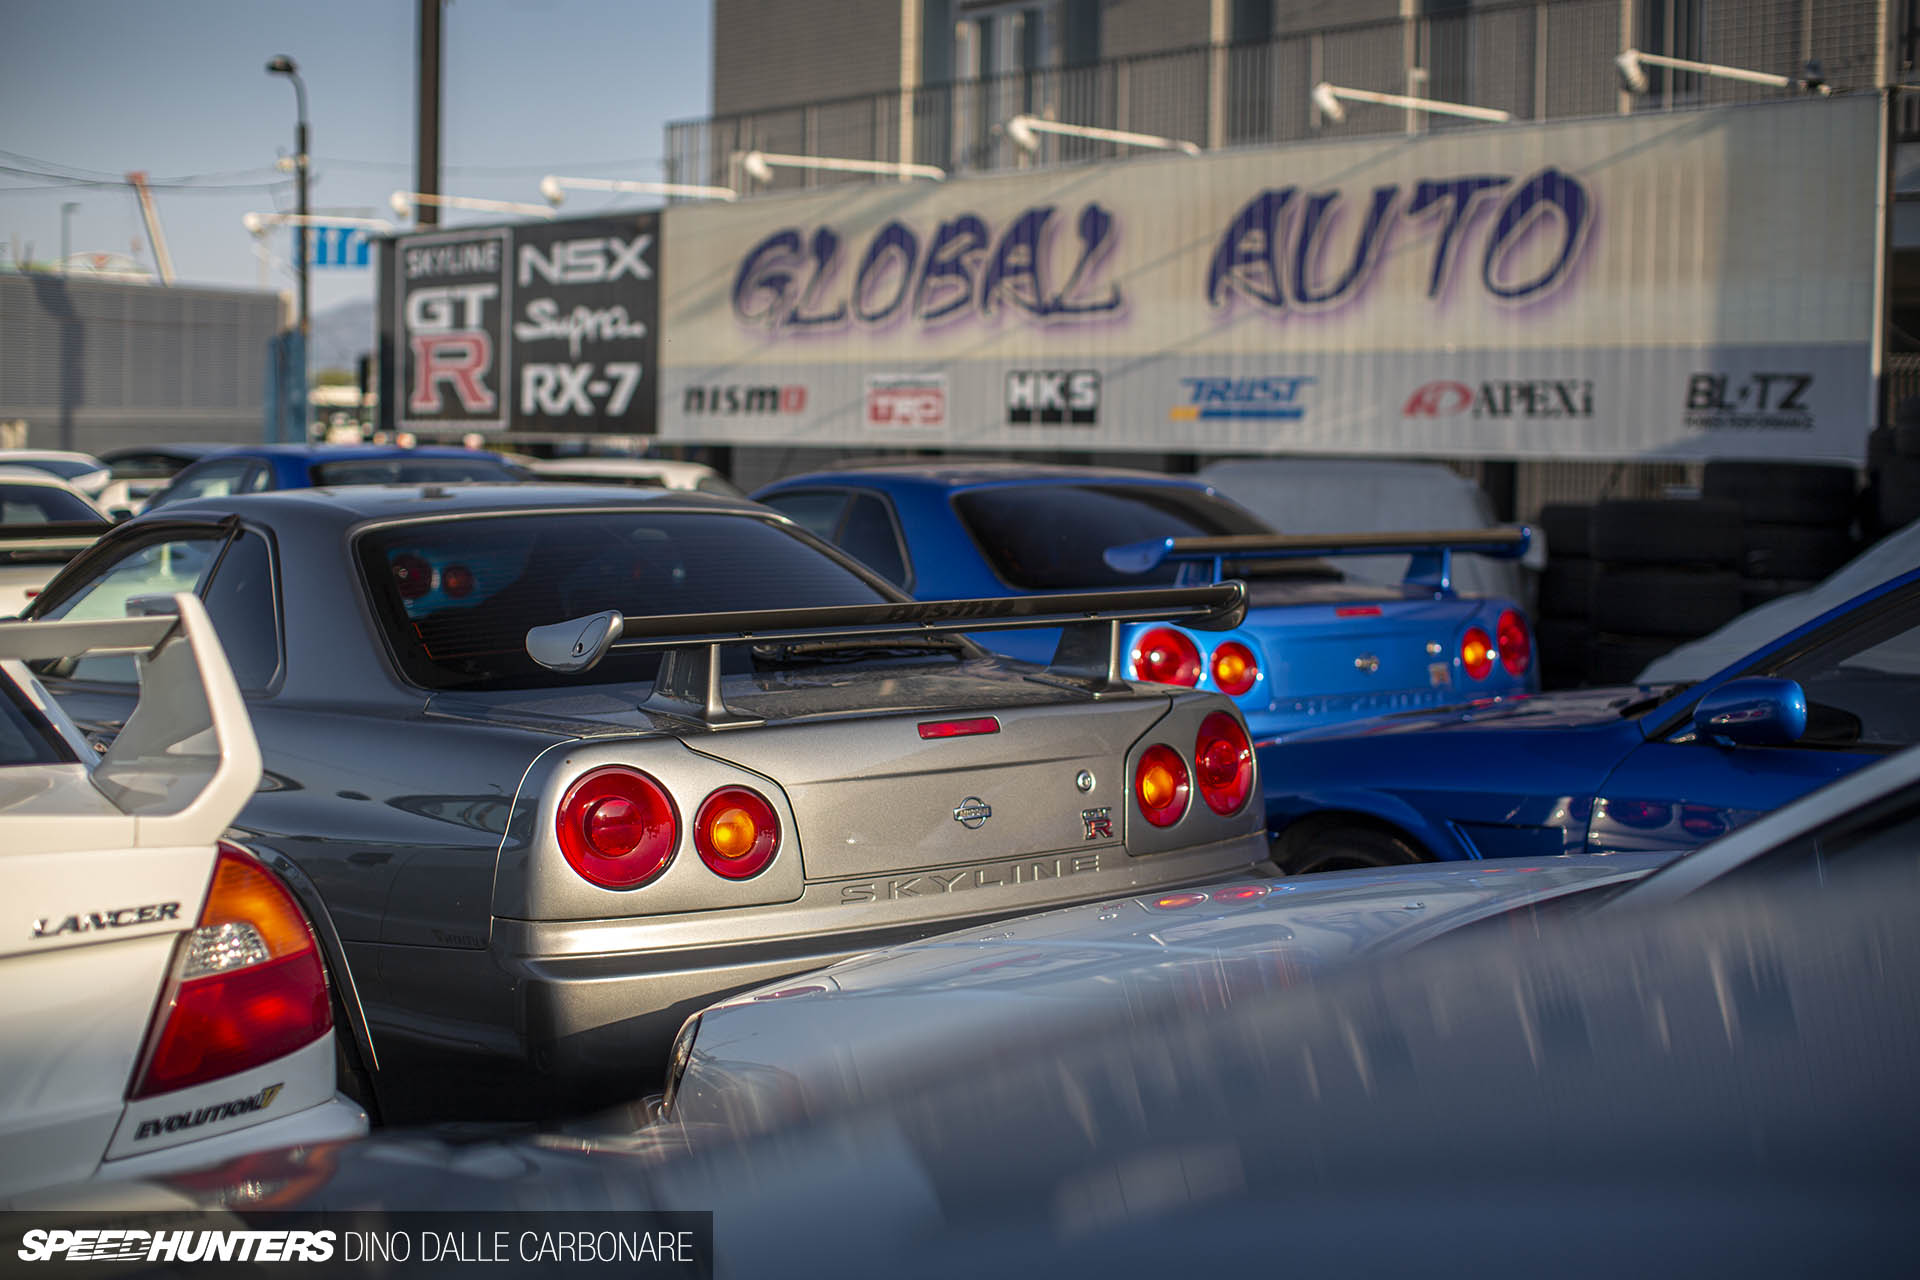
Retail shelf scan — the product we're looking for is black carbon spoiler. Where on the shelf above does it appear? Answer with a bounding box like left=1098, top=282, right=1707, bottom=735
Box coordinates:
left=1105, top=527, right=1531, bottom=593
left=524, top=584, right=1248, bottom=728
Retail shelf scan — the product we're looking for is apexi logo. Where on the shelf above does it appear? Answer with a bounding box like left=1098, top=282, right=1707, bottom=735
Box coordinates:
left=1007, top=370, right=1099, bottom=425
left=1403, top=379, right=1594, bottom=419
left=134, top=1082, right=283, bottom=1141
left=1170, top=376, right=1312, bottom=422
left=32, top=901, right=179, bottom=939
left=17, top=1228, right=335, bottom=1263
left=682, top=384, right=806, bottom=415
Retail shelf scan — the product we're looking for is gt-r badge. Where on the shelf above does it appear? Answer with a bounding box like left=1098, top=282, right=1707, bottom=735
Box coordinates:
left=953, top=797, right=992, bottom=829
left=1082, top=807, right=1114, bottom=840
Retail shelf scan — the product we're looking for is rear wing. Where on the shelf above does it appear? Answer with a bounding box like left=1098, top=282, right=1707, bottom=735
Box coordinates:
left=0, top=594, right=262, bottom=848
left=0, top=520, right=111, bottom=562
left=525, top=584, right=1249, bottom=728
left=1103, top=528, right=1533, bottom=594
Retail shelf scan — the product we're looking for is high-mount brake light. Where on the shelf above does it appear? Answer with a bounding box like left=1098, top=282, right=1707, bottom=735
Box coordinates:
left=1210, top=885, right=1269, bottom=902
left=1130, top=627, right=1202, bottom=687
left=917, top=717, right=1000, bottom=740
left=694, top=786, right=780, bottom=879
left=1461, top=627, right=1494, bottom=680
left=130, top=844, right=332, bottom=1100
left=1209, top=641, right=1259, bottom=696
left=1134, top=744, right=1191, bottom=827
left=441, top=564, right=476, bottom=598
left=391, top=553, right=433, bottom=601
left=1497, top=610, right=1531, bottom=676
left=1193, top=711, right=1255, bottom=815
left=557, top=766, right=679, bottom=889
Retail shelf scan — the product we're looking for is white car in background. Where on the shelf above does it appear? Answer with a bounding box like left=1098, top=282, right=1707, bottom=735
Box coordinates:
left=0, top=467, right=112, bottom=616
left=0, top=450, right=134, bottom=516
left=0, top=595, right=364, bottom=1199
left=523, top=455, right=746, bottom=498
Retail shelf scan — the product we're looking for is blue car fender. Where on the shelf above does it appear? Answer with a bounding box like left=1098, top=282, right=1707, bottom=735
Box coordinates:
left=1263, top=779, right=1472, bottom=862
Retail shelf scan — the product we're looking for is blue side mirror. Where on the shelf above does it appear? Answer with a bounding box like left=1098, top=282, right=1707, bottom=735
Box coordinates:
left=1692, top=677, right=1808, bottom=747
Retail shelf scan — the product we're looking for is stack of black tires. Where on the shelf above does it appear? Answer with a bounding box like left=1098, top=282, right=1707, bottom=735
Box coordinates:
left=1868, top=405, right=1920, bottom=538
left=1532, top=462, right=1859, bottom=689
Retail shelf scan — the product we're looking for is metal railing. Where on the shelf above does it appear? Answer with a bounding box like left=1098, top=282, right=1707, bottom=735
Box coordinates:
left=666, top=0, right=1887, bottom=197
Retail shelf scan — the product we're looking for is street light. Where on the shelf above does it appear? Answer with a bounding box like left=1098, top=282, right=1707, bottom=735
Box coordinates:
left=1311, top=81, right=1512, bottom=125
left=539, top=175, right=737, bottom=206
left=733, top=150, right=945, bottom=188
left=1004, top=114, right=1202, bottom=157
left=1613, top=48, right=1829, bottom=95
left=265, top=56, right=310, bottom=348
left=388, top=191, right=556, bottom=221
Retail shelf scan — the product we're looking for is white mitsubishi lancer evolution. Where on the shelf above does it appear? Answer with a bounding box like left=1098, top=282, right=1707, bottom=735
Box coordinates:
left=0, top=594, right=364, bottom=1199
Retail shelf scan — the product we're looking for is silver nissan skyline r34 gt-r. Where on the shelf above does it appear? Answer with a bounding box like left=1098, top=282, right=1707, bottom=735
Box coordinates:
left=24, top=484, right=1269, bottom=1122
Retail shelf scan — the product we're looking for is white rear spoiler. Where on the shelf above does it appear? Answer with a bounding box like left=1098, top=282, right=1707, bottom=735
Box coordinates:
left=0, top=594, right=262, bottom=849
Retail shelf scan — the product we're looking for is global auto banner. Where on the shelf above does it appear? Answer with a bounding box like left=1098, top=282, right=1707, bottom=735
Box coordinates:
left=379, top=213, right=658, bottom=434
left=656, top=94, right=1877, bottom=461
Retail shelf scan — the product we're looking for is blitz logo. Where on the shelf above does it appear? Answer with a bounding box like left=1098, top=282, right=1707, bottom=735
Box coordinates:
left=1171, top=376, right=1312, bottom=422
left=406, top=284, right=498, bottom=414
left=1008, top=371, right=1099, bottom=425
left=1687, top=373, right=1812, bottom=413
left=518, top=234, right=652, bottom=285
left=1404, top=379, right=1593, bottom=419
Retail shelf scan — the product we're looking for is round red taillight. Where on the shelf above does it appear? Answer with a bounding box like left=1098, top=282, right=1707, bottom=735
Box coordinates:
left=1497, top=610, right=1530, bottom=676
left=392, top=553, right=433, bottom=600
left=1135, top=744, right=1191, bottom=828
left=556, top=766, right=678, bottom=889
left=1130, top=627, right=1202, bottom=687
left=1193, top=711, right=1254, bottom=815
left=441, top=563, right=476, bottom=598
left=1209, top=641, right=1259, bottom=696
left=1461, top=626, right=1494, bottom=680
left=694, top=786, right=780, bottom=880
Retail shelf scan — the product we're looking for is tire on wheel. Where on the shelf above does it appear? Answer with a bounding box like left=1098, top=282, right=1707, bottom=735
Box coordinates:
left=1702, top=461, right=1857, bottom=527
left=1275, top=822, right=1426, bottom=875
left=1590, top=499, right=1742, bottom=568
left=1586, top=633, right=1681, bottom=685
left=1538, top=559, right=1594, bottom=620
left=1590, top=567, right=1743, bottom=637
left=1875, top=456, right=1920, bottom=532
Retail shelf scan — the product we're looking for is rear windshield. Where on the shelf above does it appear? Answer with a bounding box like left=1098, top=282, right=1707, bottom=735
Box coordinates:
left=1, top=484, right=99, bottom=525
left=953, top=483, right=1289, bottom=589
left=311, top=457, right=526, bottom=487
left=358, top=511, right=892, bottom=690
left=0, top=675, right=73, bottom=767
left=6, top=458, right=101, bottom=482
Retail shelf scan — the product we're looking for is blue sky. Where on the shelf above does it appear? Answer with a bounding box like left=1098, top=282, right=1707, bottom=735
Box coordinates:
left=0, top=0, right=712, bottom=314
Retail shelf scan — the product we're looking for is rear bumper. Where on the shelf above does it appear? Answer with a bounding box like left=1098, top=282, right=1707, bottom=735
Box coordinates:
left=89, top=1095, right=367, bottom=1188
left=491, top=832, right=1270, bottom=1099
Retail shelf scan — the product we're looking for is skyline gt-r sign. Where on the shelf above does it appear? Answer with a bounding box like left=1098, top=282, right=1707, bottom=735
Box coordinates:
left=379, top=212, right=660, bottom=436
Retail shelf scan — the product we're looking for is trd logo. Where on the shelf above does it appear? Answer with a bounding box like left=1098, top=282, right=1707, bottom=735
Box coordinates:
left=1404, top=379, right=1593, bottom=419
left=1007, top=371, right=1099, bottom=425
left=866, top=374, right=947, bottom=428
left=682, top=384, right=807, bottom=415
left=1170, top=376, right=1312, bottom=422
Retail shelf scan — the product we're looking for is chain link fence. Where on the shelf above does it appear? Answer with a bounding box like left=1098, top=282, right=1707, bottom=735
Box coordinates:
left=666, top=0, right=1887, bottom=196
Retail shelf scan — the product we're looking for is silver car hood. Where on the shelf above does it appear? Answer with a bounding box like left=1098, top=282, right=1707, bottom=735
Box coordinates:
left=670, top=853, right=1673, bottom=1130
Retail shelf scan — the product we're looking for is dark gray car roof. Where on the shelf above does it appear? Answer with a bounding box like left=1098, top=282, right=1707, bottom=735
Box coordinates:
left=153, top=481, right=767, bottom=527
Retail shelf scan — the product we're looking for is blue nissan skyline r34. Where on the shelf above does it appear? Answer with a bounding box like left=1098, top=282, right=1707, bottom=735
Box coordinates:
left=754, top=463, right=1536, bottom=745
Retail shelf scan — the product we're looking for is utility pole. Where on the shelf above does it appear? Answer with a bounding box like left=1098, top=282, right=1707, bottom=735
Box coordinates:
left=59, top=202, right=77, bottom=273
left=417, top=0, right=443, bottom=226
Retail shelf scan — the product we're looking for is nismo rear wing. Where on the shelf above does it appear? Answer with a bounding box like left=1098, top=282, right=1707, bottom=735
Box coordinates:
left=1103, top=527, right=1532, bottom=594
left=524, top=584, right=1248, bottom=728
